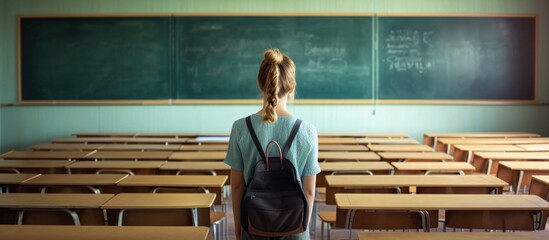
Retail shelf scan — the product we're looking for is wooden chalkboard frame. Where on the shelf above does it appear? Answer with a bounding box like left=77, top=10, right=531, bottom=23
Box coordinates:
left=17, top=14, right=173, bottom=105
left=16, top=13, right=537, bottom=105
left=374, top=13, right=538, bottom=105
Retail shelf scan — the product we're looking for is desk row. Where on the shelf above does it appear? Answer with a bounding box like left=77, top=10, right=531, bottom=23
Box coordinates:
left=0, top=192, right=215, bottom=226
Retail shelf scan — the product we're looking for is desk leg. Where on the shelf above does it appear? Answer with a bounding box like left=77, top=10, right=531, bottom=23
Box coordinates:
left=515, top=170, right=524, bottom=195
left=485, top=159, right=493, bottom=175
left=466, top=151, right=472, bottom=164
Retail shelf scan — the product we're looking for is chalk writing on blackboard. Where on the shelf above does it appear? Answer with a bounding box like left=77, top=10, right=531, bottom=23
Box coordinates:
left=383, top=29, right=435, bottom=74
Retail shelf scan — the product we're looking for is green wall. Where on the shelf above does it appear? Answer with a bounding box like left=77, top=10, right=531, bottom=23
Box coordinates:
left=1, top=0, right=549, bottom=152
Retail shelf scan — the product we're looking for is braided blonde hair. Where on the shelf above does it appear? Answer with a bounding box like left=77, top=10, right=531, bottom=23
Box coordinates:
left=257, top=48, right=296, bottom=122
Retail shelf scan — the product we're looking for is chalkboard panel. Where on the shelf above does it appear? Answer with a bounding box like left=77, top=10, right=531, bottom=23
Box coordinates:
left=378, top=16, right=536, bottom=100
left=174, top=16, right=373, bottom=100
left=20, top=17, right=171, bottom=101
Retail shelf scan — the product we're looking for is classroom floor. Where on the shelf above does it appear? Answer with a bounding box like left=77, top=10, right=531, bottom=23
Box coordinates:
left=222, top=192, right=549, bottom=240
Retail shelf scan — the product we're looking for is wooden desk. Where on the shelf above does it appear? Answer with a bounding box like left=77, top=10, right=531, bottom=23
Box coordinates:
left=391, top=162, right=475, bottom=175
left=336, top=193, right=549, bottom=231
left=0, top=173, right=41, bottom=193
left=423, top=132, right=540, bottom=149
left=436, top=137, right=549, bottom=154
left=0, top=193, right=114, bottom=225
left=0, top=160, right=74, bottom=174
left=179, top=144, right=228, bottom=152
left=101, top=193, right=215, bottom=226
left=453, top=144, right=524, bottom=163
left=22, top=174, right=128, bottom=193
left=169, top=152, right=227, bottom=161
left=317, top=162, right=394, bottom=187
left=32, top=144, right=104, bottom=151
left=73, top=132, right=139, bottom=138
left=86, top=151, right=173, bottom=161
left=472, top=152, right=549, bottom=174
left=496, top=161, right=549, bottom=194
left=318, top=152, right=380, bottom=161
left=160, top=161, right=230, bottom=176
left=0, top=225, right=210, bottom=240
left=517, top=144, right=549, bottom=151
left=368, top=145, right=432, bottom=152
left=377, top=152, right=453, bottom=162
left=530, top=175, right=549, bottom=201
left=358, top=232, right=549, bottom=240
left=319, top=133, right=408, bottom=138
left=319, top=145, right=369, bottom=152
left=0, top=151, right=93, bottom=160
left=356, top=138, right=419, bottom=145
left=52, top=137, right=189, bottom=145
left=117, top=175, right=227, bottom=204
left=326, top=175, right=507, bottom=196
left=99, top=144, right=182, bottom=152
left=66, top=161, right=166, bottom=175
left=318, top=138, right=359, bottom=145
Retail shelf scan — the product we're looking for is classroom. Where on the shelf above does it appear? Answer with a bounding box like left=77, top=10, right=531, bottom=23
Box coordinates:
left=1, top=0, right=549, bottom=239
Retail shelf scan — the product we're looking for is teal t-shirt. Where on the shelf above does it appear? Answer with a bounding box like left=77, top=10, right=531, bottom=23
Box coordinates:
left=225, top=114, right=320, bottom=184
left=224, top=114, right=320, bottom=240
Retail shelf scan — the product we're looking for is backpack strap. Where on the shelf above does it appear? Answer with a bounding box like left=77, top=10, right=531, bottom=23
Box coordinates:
left=246, top=116, right=302, bottom=159
left=282, top=119, right=302, bottom=158
left=245, top=116, right=266, bottom=159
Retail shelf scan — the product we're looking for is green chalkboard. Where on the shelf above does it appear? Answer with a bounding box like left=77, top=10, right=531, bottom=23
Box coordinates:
left=20, top=17, right=171, bottom=101
left=174, top=16, right=373, bottom=100
left=378, top=16, right=536, bottom=100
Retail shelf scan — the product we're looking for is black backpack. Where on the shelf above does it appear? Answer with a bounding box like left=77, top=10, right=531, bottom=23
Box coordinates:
left=241, top=116, right=308, bottom=237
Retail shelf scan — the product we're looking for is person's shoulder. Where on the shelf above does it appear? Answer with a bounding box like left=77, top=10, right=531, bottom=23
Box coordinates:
left=296, top=118, right=317, bottom=139
left=230, top=116, right=250, bottom=135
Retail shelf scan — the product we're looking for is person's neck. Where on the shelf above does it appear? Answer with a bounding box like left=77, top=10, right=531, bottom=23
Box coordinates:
left=257, top=95, right=292, bottom=117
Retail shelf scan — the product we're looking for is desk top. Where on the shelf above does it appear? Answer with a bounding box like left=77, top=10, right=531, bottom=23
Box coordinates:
left=117, top=175, right=227, bottom=187
left=186, top=137, right=230, bottom=144
left=453, top=144, right=525, bottom=152
left=66, top=161, right=166, bottom=169
left=99, top=144, right=182, bottom=151
left=319, top=145, right=369, bottom=152
left=23, top=174, right=129, bottom=185
left=356, top=138, right=419, bottom=145
left=318, top=152, right=380, bottom=161
left=52, top=137, right=189, bottom=144
left=391, top=162, right=475, bottom=171
left=318, top=138, right=359, bottom=144
left=179, top=145, right=228, bottom=151
left=326, top=175, right=507, bottom=187
left=319, top=133, right=408, bottom=138
left=0, top=151, right=93, bottom=160
left=32, top=144, right=104, bottom=151
left=438, top=138, right=549, bottom=145
left=424, top=132, right=540, bottom=138
left=160, top=161, right=231, bottom=171
left=73, top=132, right=139, bottom=138
left=377, top=152, right=453, bottom=160
left=517, top=144, right=549, bottom=151
left=101, top=193, right=215, bottom=209
left=499, top=161, right=549, bottom=170
left=319, top=162, right=394, bottom=171
left=0, top=225, right=210, bottom=240
left=474, top=152, right=549, bottom=160
left=87, top=151, right=173, bottom=160
left=0, top=193, right=114, bottom=208
left=0, top=160, right=75, bottom=168
left=169, top=152, right=227, bottom=161
left=367, top=145, right=432, bottom=152
left=358, top=231, right=549, bottom=240
left=532, top=175, right=549, bottom=185
left=0, top=173, right=41, bottom=184
left=335, top=193, right=549, bottom=210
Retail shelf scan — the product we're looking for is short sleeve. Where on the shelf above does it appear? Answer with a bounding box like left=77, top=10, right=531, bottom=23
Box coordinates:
left=301, top=127, right=320, bottom=176
left=224, top=121, right=244, bottom=171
